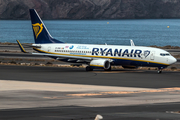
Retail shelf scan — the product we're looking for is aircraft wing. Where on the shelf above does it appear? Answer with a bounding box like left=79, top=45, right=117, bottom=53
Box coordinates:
left=32, top=53, right=93, bottom=61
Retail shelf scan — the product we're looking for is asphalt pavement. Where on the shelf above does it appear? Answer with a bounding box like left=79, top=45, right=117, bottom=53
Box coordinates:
left=0, top=65, right=180, bottom=120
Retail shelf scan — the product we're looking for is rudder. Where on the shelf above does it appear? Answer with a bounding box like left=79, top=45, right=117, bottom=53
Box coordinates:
left=29, top=9, right=63, bottom=44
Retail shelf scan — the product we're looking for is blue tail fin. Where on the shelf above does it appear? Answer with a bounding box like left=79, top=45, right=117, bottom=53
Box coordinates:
left=29, top=9, right=63, bottom=44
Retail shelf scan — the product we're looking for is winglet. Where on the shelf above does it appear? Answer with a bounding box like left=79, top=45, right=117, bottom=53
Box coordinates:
left=130, top=39, right=135, bottom=46
left=16, top=40, right=28, bottom=53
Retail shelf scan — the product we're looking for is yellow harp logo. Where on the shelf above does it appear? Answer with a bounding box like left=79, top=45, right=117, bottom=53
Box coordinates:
left=32, top=23, right=43, bottom=39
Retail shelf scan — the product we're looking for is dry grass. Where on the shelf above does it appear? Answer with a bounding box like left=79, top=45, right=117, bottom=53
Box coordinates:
left=173, top=54, right=180, bottom=58
left=0, top=42, right=18, bottom=45
left=0, top=42, right=32, bottom=45
left=1, top=61, right=180, bottom=72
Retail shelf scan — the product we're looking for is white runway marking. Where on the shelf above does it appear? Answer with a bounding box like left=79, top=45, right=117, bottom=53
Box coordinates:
left=1, top=80, right=180, bottom=109
left=0, top=80, right=153, bottom=92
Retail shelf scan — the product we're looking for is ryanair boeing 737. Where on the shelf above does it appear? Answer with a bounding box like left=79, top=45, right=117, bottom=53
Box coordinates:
left=17, top=9, right=177, bottom=73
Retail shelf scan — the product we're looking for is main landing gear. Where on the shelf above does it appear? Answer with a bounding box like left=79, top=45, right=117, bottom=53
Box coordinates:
left=157, top=67, right=163, bottom=74
left=86, top=66, right=93, bottom=71
left=86, top=66, right=112, bottom=71
left=157, top=69, right=162, bottom=74
left=104, top=66, right=111, bottom=71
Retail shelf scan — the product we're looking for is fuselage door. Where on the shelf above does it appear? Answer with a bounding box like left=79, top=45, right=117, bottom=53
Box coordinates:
left=48, top=46, right=51, bottom=52
left=150, top=51, right=155, bottom=60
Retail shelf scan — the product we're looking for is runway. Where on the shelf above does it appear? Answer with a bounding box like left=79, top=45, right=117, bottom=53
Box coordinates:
left=0, top=65, right=180, bottom=88
left=0, top=65, right=180, bottom=120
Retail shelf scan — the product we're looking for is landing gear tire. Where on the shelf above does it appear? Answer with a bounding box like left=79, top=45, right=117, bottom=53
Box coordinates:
left=86, top=66, right=93, bottom=71
left=158, top=69, right=162, bottom=74
left=104, top=66, right=111, bottom=71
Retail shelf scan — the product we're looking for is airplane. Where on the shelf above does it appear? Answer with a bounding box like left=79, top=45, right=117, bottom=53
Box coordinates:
left=17, top=9, right=177, bottom=73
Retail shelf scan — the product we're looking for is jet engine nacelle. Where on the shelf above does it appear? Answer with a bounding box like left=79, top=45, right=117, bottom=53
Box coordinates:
left=90, top=59, right=111, bottom=70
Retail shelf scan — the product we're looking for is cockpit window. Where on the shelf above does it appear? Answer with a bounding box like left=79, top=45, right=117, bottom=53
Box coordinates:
left=160, top=53, right=170, bottom=56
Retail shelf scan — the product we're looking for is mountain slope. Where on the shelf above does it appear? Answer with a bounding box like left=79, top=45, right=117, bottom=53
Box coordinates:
left=1, top=0, right=180, bottom=19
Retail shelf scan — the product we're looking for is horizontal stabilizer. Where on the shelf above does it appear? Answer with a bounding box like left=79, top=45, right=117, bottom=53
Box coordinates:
left=16, top=40, right=28, bottom=53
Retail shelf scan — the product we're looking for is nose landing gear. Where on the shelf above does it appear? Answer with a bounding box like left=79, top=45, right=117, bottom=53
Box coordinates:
left=158, top=69, right=162, bottom=74
left=157, top=67, right=164, bottom=74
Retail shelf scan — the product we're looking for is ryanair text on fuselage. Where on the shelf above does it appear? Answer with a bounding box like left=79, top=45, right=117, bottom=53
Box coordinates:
left=92, top=48, right=150, bottom=58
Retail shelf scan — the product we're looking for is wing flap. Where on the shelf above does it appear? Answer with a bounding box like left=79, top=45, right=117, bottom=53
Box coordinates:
left=32, top=53, right=92, bottom=61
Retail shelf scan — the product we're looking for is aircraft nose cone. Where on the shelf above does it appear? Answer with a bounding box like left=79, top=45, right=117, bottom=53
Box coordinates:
left=169, top=57, right=177, bottom=65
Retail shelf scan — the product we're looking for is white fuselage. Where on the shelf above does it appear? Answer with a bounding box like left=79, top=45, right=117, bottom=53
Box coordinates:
left=33, top=43, right=177, bottom=68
